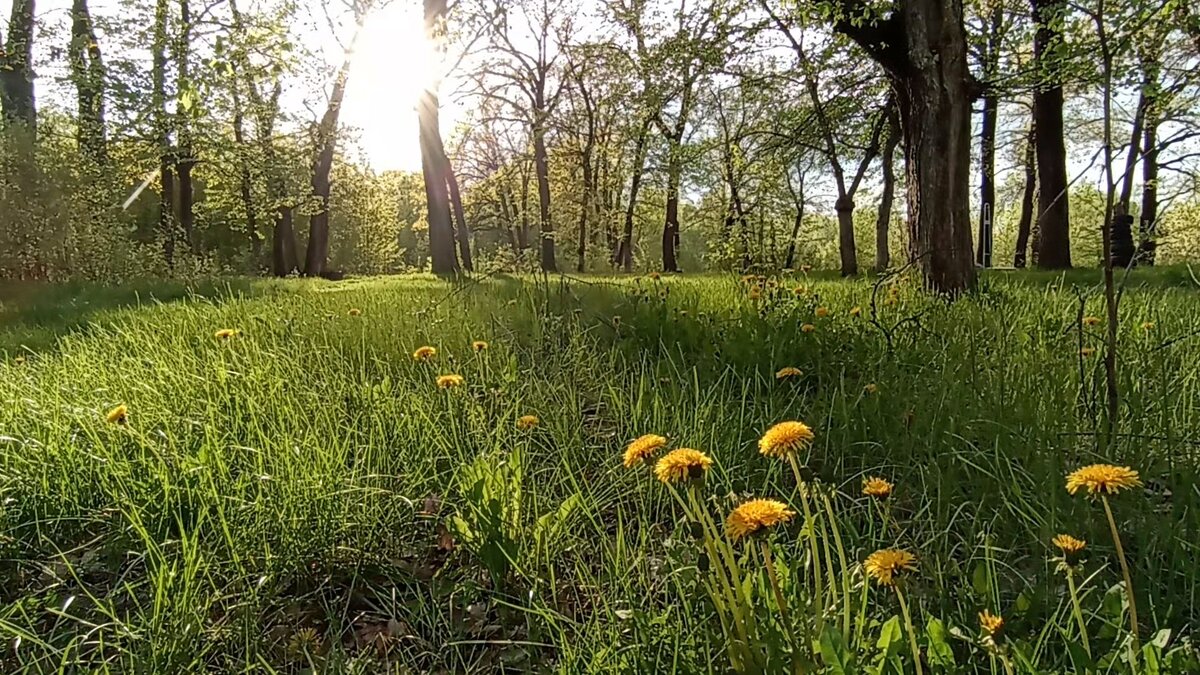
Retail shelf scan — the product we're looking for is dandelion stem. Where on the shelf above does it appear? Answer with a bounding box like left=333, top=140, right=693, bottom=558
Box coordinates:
left=787, top=455, right=825, bottom=638
left=822, top=493, right=853, bottom=638
left=894, top=586, right=925, bottom=675
left=1101, top=495, right=1140, bottom=661
left=1065, top=568, right=1092, bottom=658
left=761, top=539, right=790, bottom=626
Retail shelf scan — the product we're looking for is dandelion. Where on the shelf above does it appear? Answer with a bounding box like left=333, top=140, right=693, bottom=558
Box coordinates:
left=862, top=476, right=893, bottom=499
left=815, top=307, right=829, bottom=318
left=1052, top=534, right=1087, bottom=567
left=849, top=306, right=862, bottom=316
left=286, top=627, right=323, bottom=658
left=979, top=610, right=1004, bottom=638
left=1066, top=464, right=1142, bottom=495
left=653, top=448, right=713, bottom=484
left=347, top=308, right=362, bottom=317
left=13, top=355, right=25, bottom=365
left=516, top=414, right=539, bottom=430
left=864, top=383, right=879, bottom=394
left=864, top=548, right=918, bottom=587
left=748, top=286, right=763, bottom=300
left=435, top=374, right=464, bottom=388
left=1141, top=321, right=1155, bottom=330
left=413, top=346, right=437, bottom=361
left=471, top=340, right=489, bottom=352
left=775, top=366, right=803, bottom=380
left=758, top=421, right=815, bottom=459
left=792, top=285, right=807, bottom=296
left=105, top=404, right=128, bottom=425
left=623, top=434, right=667, bottom=468
left=1067, top=464, right=1142, bottom=659
left=649, top=271, right=661, bottom=280
left=725, top=499, right=795, bottom=540
left=741, top=274, right=756, bottom=284
left=214, top=328, right=240, bottom=340
left=1080, top=347, right=1096, bottom=357
left=1082, top=316, right=1101, bottom=326
left=765, top=279, right=777, bottom=290
left=801, top=323, right=815, bottom=333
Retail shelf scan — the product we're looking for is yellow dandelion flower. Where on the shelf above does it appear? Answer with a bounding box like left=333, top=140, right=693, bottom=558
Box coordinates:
left=864, top=383, right=879, bottom=394
left=978, top=610, right=1005, bottom=638
left=214, top=328, right=240, bottom=340
left=13, top=355, right=26, bottom=365
left=1079, top=347, right=1096, bottom=357
left=472, top=340, right=489, bottom=352
left=758, top=421, right=815, bottom=459
left=413, top=346, right=437, bottom=361
left=623, top=434, right=668, bottom=468
left=106, top=404, right=128, bottom=425
left=286, top=627, right=323, bottom=657
left=654, top=448, right=714, bottom=484
left=517, top=414, right=539, bottom=430
left=1141, top=321, right=1155, bottom=330
left=1052, top=534, right=1087, bottom=565
left=649, top=271, right=661, bottom=280
left=793, top=285, right=807, bottom=296
left=765, top=279, right=778, bottom=290
left=775, top=366, right=803, bottom=380
left=749, top=286, right=763, bottom=300
left=815, top=307, right=829, bottom=318
left=1066, top=464, right=1141, bottom=495
left=862, top=476, right=893, bottom=499
left=849, top=306, right=862, bottom=316
left=864, top=548, right=918, bottom=586
left=435, top=374, right=464, bottom=389
left=725, top=499, right=795, bottom=540
left=801, top=323, right=816, bottom=333
left=741, top=274, right=756, bottom=284
left=1082, top=316, right=1101, bottom=326
left=347, top=308, right=362, bottom=317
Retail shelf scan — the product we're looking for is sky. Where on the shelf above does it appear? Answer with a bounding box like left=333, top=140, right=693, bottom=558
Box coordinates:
left=2, top=0, right=457, bottom=172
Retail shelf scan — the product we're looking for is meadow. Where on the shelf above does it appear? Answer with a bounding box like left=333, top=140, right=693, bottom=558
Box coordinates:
left=1, top=269, right=1199, bottom=673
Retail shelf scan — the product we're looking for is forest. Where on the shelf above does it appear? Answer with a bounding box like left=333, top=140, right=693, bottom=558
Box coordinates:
left=3, top=0, right=1200, bottom=673
left=1, top=0, right=1198, bottom=287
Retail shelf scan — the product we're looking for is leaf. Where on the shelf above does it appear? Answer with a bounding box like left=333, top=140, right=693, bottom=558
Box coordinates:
left=819, top=624, right=860, bottom=675
left=876, top=616, right=902, bottom=657
left=971, top=562, right=990, bottom=598
left=924, top=618, right=956, bottom=668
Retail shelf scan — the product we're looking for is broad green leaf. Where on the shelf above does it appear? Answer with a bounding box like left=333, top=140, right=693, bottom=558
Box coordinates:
left=924, top=618, right=956, bottom=668
left=819, top=624, right=859, bottom=675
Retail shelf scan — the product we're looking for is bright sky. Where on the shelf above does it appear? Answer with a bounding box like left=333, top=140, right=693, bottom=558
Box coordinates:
left=1, top=0, right=457, bottom=172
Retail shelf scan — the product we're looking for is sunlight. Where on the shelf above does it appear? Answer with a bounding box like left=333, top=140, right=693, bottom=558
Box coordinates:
left=341, top=2, right=442, bottom=171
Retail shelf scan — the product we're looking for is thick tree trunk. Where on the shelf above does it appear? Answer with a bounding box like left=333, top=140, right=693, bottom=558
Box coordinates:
left=1139, top=100, right=1159, bottom=265
left=69, top=0, right=106, bottom=162
left=617, top=120, right=650, bottom=272
left=875, top=115, right=898, bottom=271
left=1032, top=0, right=1071, bottom=268
left=1, top=0, right=37, bottom=135
left=1014, top=123, right=1037, bottom=268
left=533, top=127, right=556, bottom=271
left=272, top=207, right=298, bottom=275
left=1115, top=90, right=1146, bottom=217
left=835, top=197, right=858, bottom=275
left=419, top=89, right=457, bottom=275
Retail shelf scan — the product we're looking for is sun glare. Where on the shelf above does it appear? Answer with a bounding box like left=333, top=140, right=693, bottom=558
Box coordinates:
left=342, top=2, right=445, bottom=171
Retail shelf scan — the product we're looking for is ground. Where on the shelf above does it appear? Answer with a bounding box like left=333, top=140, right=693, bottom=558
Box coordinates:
left=1, top=269, right=1198, bottom=673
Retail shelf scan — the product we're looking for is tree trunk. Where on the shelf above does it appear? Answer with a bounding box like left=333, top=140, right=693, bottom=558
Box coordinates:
left=151, top=0, right=175, bottom=267
left=272, top=207, right=299, bottom=276
left=836, top=0, right=977, bottom=293
left=662, top=142, right=682, bottom=273
left=1115, top=91, right=1145, bottom=217
left=1, top=0, right=37, bottom=135
left=174, top=0, right=196, bottom=252
left=69, top=0, right=106, bottom=162
left=577, top=140, right=594, bottom=272
left=835, top=197, right=858, bottom=276
left=232, top=87, right=260, bottom=264
left=784, top=172, right=805, bottom=270
left=617, top=119, right=650, bottom=272
left=977, top=92, right=998, bottom=267
left=304, top=15, right=365, bottom=277
left=1139, top=81, right=1159, bottom=265
left=499, top=185, right=519, bottom=252
left=518, top=169, right=531, bottom=250
left=1014, top=123, right=1037, bottom=268
left=447, top=167, right=472, bottom=271
left=1031, top=0, right=1071, bottom=269
left=875, top=113, right=899, bottom=271
left=533, top=126, right=556, bottom=271
left=419, top=90, right=457, bottom=275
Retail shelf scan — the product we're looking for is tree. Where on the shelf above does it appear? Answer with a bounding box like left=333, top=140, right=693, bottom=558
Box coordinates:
left=875, top=106, right=900, bottom=270
left=1013, top=122, right=1037, bottom=267
left=1030, top=0, right=1071, bottom=268
left=830, top=0, right=978, bottom=293
left=421, top=0, right=461, bottom=275
left=1, top=0, right=37, bottom=135
left=69, top=0, right=107, bottom=163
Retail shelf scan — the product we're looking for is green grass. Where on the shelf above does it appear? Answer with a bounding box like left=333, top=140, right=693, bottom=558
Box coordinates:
left=1, top=268, right=1199, bottom=672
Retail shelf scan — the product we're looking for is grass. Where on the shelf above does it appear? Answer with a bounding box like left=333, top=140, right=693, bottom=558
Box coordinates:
left=1, top=268, right=1199, bottom=672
